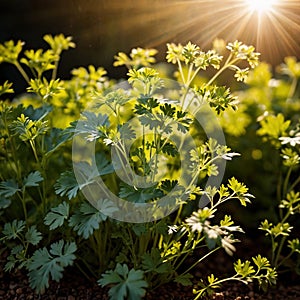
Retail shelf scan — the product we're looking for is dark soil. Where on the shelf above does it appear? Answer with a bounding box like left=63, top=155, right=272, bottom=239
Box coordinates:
left=1, top=264, right=300, bottom=300
left=1, top=239, right=300, bottom=300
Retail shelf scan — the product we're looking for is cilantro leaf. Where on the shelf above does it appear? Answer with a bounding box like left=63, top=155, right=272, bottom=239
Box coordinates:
left=98, top=263, right=148, bottom=300
left=0, top=179, right=20, bottom=198
left=119, top=183, right=163, bottom=203
left=54, top=171, right=80, bottom=200
left=4, top=245, right=25, bottom=272
left=44, top=127, right=71, bottom=155
left=28, top=240, right=77, bottom=293
left=1, top=220, right=26, bottom=240
left=119, top=122, right=136, bottom=141
left=141, top=249, right=172, bottom=274
left=174, top=273, right=193, bottom=286
left=25, top=226, right=43, bottom=245
left=23, top=171, right=43, bottom=187
left=69, top=202, right=106, bottom=239
left=0, top=196, right=11, bottom=210
left=160, top=141, right=177, bottom=157
left=44, top=202, right=69, bottom=230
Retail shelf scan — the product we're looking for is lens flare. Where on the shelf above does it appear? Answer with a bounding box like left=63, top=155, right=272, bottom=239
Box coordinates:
left=245, top=0, right=278, bottom=14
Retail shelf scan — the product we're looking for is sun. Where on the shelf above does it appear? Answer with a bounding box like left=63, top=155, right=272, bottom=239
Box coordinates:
left=245, top=0, right=278, bottom=14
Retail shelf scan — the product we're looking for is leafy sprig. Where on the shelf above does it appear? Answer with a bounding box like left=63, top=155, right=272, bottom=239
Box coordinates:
left=98, top=263, right=148, bottom=300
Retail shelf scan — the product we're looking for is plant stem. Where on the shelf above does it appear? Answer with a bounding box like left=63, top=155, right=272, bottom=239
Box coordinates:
left=283, top=167, right=292, bottom=198
left=287, top=76, right=298, bottom=100
left=17, top=191, right=28, bottom=223
left=274, top=236, right=287, bottom=267
left=177, top=59, right=186, bottom=85
left=182, top=246, right=221, bottom=275
left=206, top=55, right=236, bottom=86
left=14, top=61, right=30, bottom=84
left=52, top=57, right=60, bottom=81
left=289, top=174, right=300, bottom=192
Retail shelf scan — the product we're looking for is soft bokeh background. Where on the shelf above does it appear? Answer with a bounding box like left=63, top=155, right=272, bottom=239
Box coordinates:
left=1, top=0, right=300, bottom=91
left=1, top=0, right=300, bottom=244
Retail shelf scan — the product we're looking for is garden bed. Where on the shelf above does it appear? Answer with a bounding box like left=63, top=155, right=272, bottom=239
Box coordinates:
left=1, top=241, right=300, bottom=300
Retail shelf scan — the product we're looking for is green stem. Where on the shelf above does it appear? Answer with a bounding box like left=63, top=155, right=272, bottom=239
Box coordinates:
left=194, top=276, right=247, bottom=300
left=127, top=228, right=138, bottom=268
left=29, top=140, right=39, bottom=164
left=52, top=56, right=60, bottom=81
left=17, top=191, right=28, bottom=223
left=114, top=142, right=136, bottom=189
left=270, top=235, right=276, bottom=265
left=206, top=55, right=237, bottom=86
left=276, top=249, right=294, bottom=268
left=283, top=167, right=292, bottom=198
left=75, top=262, right=93, bottom=281
left=289, top=175, right=300, bottom=192
left=177, top=59, right=186, bottom=85
left=174, top=204, right=183, bottom=224
left=287, top=76, right=298, bottom=100
left=274, top=236, right=287, bottom=267
left=14, top=61, right=30, bottom=84
left=187, top=66, right=201, bottom=87
left=186, top=63, right=194, bottom=86
left=182, top=246, right=221, bottom=275
left=4, top=116, right=22, bottom=182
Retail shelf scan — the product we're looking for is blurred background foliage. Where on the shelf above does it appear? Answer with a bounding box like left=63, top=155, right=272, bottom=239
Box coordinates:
left=0, top=0, right=300, bottom=257
left=1, top=0, right=300, bottom=93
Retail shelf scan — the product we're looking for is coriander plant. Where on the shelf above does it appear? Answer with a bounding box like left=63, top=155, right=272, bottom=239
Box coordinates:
left=0, top=34, right=276, bottom=299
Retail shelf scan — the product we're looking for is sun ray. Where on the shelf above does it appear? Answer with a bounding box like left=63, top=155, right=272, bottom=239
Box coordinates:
left=73, top=0, right=300, bottom=66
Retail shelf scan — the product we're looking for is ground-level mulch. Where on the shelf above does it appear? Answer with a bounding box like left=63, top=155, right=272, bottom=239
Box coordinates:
left=1, top=238, right=300, bottom=300
left=1, top=264, right=300, bottom=300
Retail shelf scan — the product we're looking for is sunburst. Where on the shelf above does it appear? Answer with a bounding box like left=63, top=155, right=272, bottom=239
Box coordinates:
left=135, top=0, right=300, bottom=65
left=244, top=0, right=278, bottom=14
left=78, top=0, right=300, bottom=66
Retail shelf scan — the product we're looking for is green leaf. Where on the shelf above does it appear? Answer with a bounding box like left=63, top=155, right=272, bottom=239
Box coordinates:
left=4, top=245, right=25, bottom=272
left=0, top=179, right=20, bottom=198
left=44, top=202, right=69, bottom=230
left=2, top=220, right=26, bottom=240
left=119, top=183, right=163, bottom=203
left=174, top=273, right=193, bottom=286
left=44, top=128, right=70, bottom=156
left=49, top=240, right=77, bottom=266
left=98, top=263, right=148, bottom=300
left=252, top=255, right=271, bottom=270
left=234, top=259, right=255, bottom=278
left=288, top=239, right=300, bottom=253
left=114, top=47, right=157, bottom=69
left=227, top=177, right=253, bottom=206
left=0, top=40, right=24, bottom=64
left=55, top=156, right=113, bottom=200
left=132, top=224, right=147, bottom=236
left=25, top=226, right=43, bottom=246
left=23, top=171, right=43, bottom=187
left=44, top=127, right=71, bottom=155
left=141, top=249, right=172, bottom=274
left=161, top=141, right=178, bottom=157
left=20, top=49, right=58, bottom=76
left=24, top=104, right=53, bottom=121
left=11, top=114, right=49, bottom=142
left=257, top=114, right=290, bottom=139
left=43, top=34, right=75, bottom=55
left=95, top=153, right=115, bottom=175
left=28, top=240, right=77, bottom=293
left=0, top=81, right=14, bottom=96
left=69, top=202, right=106, bottom=239
left=54, top=171, right=80, bottom=200
left=119, top=122, right=136, bottom=141
left=0, top=196, right=11, bottom=210
left=73, top=111, right=109, bottom=140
